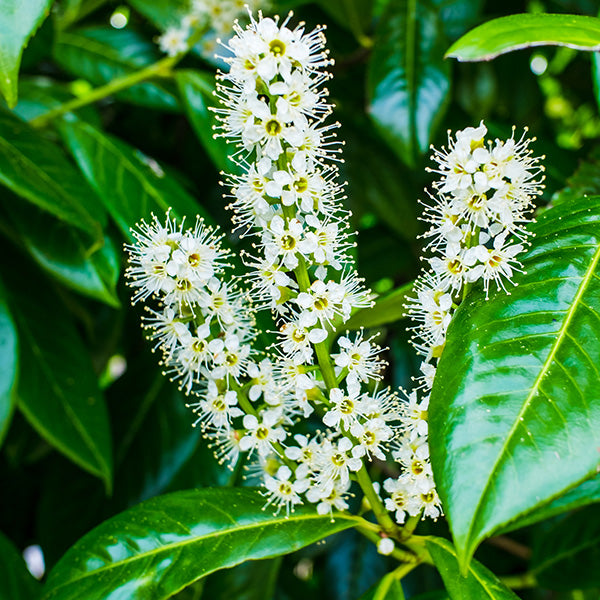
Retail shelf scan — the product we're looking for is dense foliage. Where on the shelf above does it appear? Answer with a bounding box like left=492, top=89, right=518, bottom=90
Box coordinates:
left=1, top=1, right=600, bottom=599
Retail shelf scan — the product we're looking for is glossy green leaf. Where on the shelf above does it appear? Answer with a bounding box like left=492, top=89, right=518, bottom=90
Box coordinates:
left=426, top=537, right=519, bottom=599
left=0, top=112, right=105, bottom=240
left=531, top=505, right=600, bottom=590
left=0, top=0, right=52, bottom=107
left=2, top=252, right=112, bottom=488
left=4, top=199, right=119, bottom=306
left=43, top=488, right=360, bottom=600
left=552, top=146, right=600, bottom=207
left=0, top=530, right=41, bottom=599
left=430, top=195, right=600, bottom=566
left=497, top=474, right=600, bottom=534
left=59, top=118, right=203, bottom=239
left=344, top=281, right=413, bottom=330
left=359, top=572, right=406, bottom=599
left=201, top=558, right=282, bottom=600
left=446, top=14, right=600, bottom=62
left=367, top=0, right=450, bottom=167
left=0, top=276, right=18, bottom=447
left=176, top=70, right=234, bottom=174
left=53, top=27, right=180, bottom=112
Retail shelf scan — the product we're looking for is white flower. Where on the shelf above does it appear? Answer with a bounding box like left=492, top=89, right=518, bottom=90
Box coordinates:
left=323, top=382, right=366, bottom=430
left=190, top=380, right=244, bottom=430
left=262, top=465, right=308, bottom=515
left=158, top=26, right=189, bottom=56
left=239, top=411, right=287, bottom=457
left=332, top=331, right=384, bottom=385
left=377, top=538, right=395, bottom=556
left=263, top=215, right=305, bottom=270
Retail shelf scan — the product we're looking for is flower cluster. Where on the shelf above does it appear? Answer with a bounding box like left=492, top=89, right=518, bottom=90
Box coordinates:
left=383, top=123, right=544, bottom=522
left=128, top=10, right=544, bottom=530
left=157, top=0, right=265, bottom=57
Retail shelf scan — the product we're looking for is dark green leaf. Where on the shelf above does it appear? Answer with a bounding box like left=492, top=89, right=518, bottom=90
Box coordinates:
left=344, top=282, right=413, bottom=330
left=55, top=0, right=109, bottom=29
left=430, top=196, right=600, bottom=566
left=127, top=0, right=187, bottom=30
left=426, top=537, right=519, bottom=599
left=531, top=505, right=600, bottom=590
left=43, top=488, right=360, bottom=600
left=0, top=0, right=52, bottom=107
left=446, top=14, right=600, bottom=62
left=315, top=0, right=374, bottom=45
left=342, top=113, right=419, bottom=241
left=0, top=530, right=41, bottom=599
left=359, top=572, right=406, bottom=599
left=4, top=198, right=119, bottom=307
left=53, top=27, right=180, bottom=112
left=0, top=112, right=105, bottom=240
left=176, top=70, right=236, bottom=174
left=201, top=558, right=282, bottom=600
left=497, top=474, right=600, bottom=534
left=432, top=0, right=484, bottom=40
left=59, top=118, right=204, bottom=239
left=1, top=251, right=112, bottom=488
left=0, top=275, right=18, bottom=447
left=367, top=0, right=450, bottom=167
left=552, top=146, right=600, bottom=207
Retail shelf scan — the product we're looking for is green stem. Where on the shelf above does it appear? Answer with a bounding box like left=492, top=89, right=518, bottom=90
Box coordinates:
left=399, top=513, right=421, bottom=541
left=355, top=524, right=416, bottom=564
left=29, top=26, right=208, bottom=128
left=500, top=572, right=537, bottom=589
left=356, top=465, right=398, bottom=535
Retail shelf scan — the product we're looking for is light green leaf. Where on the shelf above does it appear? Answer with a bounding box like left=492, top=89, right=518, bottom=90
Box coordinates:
left=59, top=118, right=204, bottom=239
left=0, top=530, right=41, bottom=599
left=430, top=196, right=600, bottom=566
left=359, top=572, right=406, bottom=599
left=446, top=13, right=600, bottom=62
left=43, top=488, right=360, bottom=600
left=176, top=70, right=235, bottom=173
left=53, top=27, right=180, bottom=111
left=0, top=275, right=18, bottom=447
left=344, top=281, right=413, bottom=330
left=2, top=252, right=112, bottom=489
left=0, top=0, right=52, bottom=107
left=4, top=198, right=119, bottom=306
left=0, top=112, right=105, bottom=241
left=426, top=537, right=519, bottom=599
left=367, top=0, right=450, bottom=167
left=531, top=505, right=600, bottom=590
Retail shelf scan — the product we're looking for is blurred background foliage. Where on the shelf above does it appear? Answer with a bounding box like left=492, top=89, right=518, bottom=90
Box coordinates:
left=1, top=0, right=600, bottom=598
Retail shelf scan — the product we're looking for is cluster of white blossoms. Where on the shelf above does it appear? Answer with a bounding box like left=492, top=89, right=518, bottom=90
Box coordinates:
left=129, top=11, right=544, bottom=531
left=157, top=0, right=265, bottom=57
left=391, top=123, right=544, bottom=523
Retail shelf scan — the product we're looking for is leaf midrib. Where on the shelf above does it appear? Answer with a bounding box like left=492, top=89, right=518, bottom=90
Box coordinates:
left=466, top=240, right=600, bottom=549
left=47, top=509, right=359, bottom=592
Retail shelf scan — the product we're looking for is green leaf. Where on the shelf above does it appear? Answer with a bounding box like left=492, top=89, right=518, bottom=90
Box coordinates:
left=1, top=251, right=112, bottom=489
left=315, top=0, right=374, bottom=45
left=176, top=70, right=237, bottom=174
left=446, top=14, right=600, bottom=62
left=430, top=195, right=600, bottom=566
left=426, top=537, right=519, bottom=599
left=344, top=281, right=413, bottom=330
left=53, top=27, right=180, bottom=112
left=497, top=474, right=600, bottom=534
left=0, top=112, right=105, bottom=240
left=201, top=558, right=282, bottom=600
left=552, top=146, right=600, bottom=207
left=55, top=0, right=109, bottom=29
left=43, top=488, right=360, bottom=600
left=0, top=0, right=52, bottom=108
left=59, top=118, right=204, bottom=239
left=359, top=572, right=406, bottom=599
left=0, top=276, right=18, bottom=447
left=127, top=0, right=188, bottom=29
left=531, top=505, right=600, bottom=590
left=0, top=530, right=41, bottom=599
left=367, top=0, right=450, bottom=167
left=3, top=198, right=119, bottom=306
